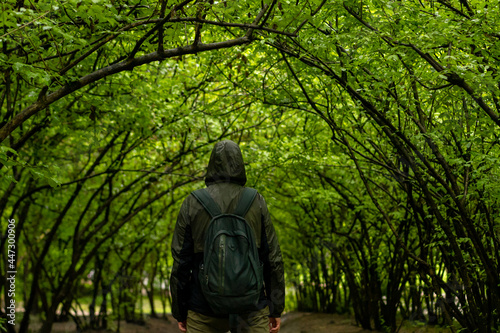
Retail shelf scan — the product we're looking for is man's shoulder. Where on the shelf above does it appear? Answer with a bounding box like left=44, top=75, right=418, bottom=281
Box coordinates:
left=178, top=191, right=199, bottom=212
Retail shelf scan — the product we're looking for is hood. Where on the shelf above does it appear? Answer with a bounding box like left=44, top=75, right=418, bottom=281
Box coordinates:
left=205, top=140, right=247, bottom=186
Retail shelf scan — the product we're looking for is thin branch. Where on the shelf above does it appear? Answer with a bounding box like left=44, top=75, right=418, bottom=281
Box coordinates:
left=435, top=0, right=471, bottom=19
left=158, top=0, right=168, bottom=53
left=128, top=0, right=196, bottom=59
left=245, top=3, right=271, bottom=39
left=0, top=11, right=50, bottom=39
left=260, top=0, right=277, bottom=28
left=293, top=0, right=328, bottom=35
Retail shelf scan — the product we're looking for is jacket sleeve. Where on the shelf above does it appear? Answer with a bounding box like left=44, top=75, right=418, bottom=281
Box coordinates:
left=258, top=194, right=285, bottom=317
left=170, top=197, right=194, bottom=322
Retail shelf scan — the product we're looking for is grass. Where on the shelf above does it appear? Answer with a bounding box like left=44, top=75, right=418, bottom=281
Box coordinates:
left=398, top=319, right=455, bottom=333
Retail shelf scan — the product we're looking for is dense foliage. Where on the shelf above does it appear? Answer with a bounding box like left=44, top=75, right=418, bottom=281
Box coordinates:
left=1, top=1, right=499, bottom=333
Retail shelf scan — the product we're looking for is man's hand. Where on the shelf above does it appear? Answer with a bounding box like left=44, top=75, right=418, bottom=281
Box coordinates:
left=269, top=317, right=281, bottom=333
left=178, top=320, right=187, bottom=332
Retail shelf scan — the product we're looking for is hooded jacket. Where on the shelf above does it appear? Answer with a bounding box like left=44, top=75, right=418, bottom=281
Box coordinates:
left=170, top=140, right=285, bottom=322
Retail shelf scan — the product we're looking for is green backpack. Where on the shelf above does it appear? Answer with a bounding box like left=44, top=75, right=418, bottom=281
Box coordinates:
left=192, top=187, right=264, bottom=315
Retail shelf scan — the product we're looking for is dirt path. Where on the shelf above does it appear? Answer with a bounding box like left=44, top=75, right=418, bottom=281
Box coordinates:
left=43, top=312, right=371, bottom=333
left=280, top=312, right=371, bottom=333
left=44, top=312, right=444, bottom=332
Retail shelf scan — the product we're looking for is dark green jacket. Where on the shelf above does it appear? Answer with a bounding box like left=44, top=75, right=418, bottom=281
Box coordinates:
left=170, top=141, right=285, bottom=322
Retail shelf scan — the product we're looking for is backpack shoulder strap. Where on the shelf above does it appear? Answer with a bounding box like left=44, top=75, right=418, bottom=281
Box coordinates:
left=233, top=188, right=258, bottom=217
left=191, top=189, right=222, bottom=218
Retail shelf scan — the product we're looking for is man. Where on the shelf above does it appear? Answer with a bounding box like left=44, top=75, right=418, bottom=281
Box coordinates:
left=170, top=140, right=285, bottom=333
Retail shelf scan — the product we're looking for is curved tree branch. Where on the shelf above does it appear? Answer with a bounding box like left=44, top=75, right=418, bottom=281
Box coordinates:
left=0, top=36, right=252, bottom=143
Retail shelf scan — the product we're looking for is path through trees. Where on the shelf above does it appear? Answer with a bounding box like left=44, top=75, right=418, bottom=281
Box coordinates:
left=1, top=1, right=499, bottom=332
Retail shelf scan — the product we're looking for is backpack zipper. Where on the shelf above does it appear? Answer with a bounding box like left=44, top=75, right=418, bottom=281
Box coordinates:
left=218, top=234, right=226, bottom=295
